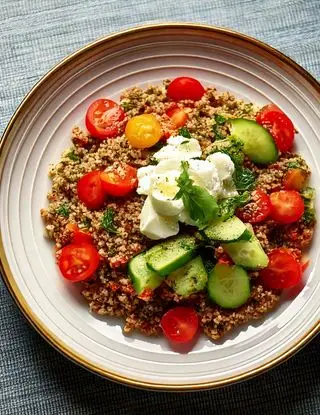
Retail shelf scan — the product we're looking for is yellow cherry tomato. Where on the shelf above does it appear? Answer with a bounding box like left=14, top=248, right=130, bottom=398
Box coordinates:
left=125, top=114, right=162, bottom=149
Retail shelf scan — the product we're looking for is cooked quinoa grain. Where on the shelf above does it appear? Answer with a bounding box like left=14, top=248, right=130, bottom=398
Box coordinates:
left=41, top=80, right=315, bottom=343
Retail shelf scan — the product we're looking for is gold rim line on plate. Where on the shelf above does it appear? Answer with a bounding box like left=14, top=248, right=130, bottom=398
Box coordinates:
left=0, top=23, right=319, bottom=391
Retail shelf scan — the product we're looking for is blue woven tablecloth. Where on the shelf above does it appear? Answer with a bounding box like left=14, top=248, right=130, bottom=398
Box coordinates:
left=1, top=1, right=319, bottom=413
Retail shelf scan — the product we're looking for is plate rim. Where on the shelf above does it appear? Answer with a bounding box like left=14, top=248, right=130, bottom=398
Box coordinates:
left=0, top=22, right=319, bottom=391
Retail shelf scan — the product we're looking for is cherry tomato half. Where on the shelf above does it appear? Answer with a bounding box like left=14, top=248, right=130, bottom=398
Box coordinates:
left=125, top=114, right=162, bottom=149
left=256, top=104, right=295, bottom=152
left=166, top=107, right=188, bottom=128
left=85, top=99, right=125, bottom=139
left=59, top=243, right=100, bottom=282
left=160, top=307, right=199, bottom=343
left=237, top=189, right=271, bottom=224
left=283, top=168, right=308, bottom=191
left=77, top=170, right=106, bottom=210
left=100, top=163, right=137, bottom=197
left=270, top=190, right=304, bottom=224
left=66, top=223, right=93, bottom=244
left=167, top=77, right=205, bottom=101
left=260, top=248, right=302, bottom=289
left=72, top=230, right=93, bottom=245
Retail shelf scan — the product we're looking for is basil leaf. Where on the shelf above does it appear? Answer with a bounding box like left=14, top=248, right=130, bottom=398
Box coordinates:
left=175, top=161, right=218, bottom=229
left=233, top=167, right=256, bottom=191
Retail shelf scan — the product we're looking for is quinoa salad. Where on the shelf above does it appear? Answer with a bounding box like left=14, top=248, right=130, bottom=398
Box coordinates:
left=41, top=77, right=316, bottom=346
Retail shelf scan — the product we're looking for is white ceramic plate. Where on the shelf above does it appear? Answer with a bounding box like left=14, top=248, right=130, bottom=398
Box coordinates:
left=1, top=24, right=319, bottom=390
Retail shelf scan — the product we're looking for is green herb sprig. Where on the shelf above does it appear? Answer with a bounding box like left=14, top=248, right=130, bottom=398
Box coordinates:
left=101, top=208, right=118, bottom=234
left=67, top=150, right=80, bottom=162
left=56, top=203, right=70, bottom=218
left=212, top=114, right=228, bottom=141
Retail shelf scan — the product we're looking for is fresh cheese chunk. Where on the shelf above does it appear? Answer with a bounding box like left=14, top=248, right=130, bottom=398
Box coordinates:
left=188, top=159, right=221, bottom=197
left=207, top=152, right=235, bottom=181
left=139, top=197, right=179, bottom=240
left=137, top=165, right=156, bottom=195
left=153, top=135, right=202, bottom=161
left=206, top=152, right=238, bottom=198
left=150, top=173, right=184, bottom=216
left=155, top=159, right=181, bottom=174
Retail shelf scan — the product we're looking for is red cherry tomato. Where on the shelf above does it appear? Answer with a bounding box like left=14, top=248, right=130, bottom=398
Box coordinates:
left=167, top=77, right=205, bottom=101
left=260, top=248, right=302, bottom=289
left=58, top=243, right=100, bottom=282
left=72, top=230, right=93, bottom=245
left=166, top=107, right=188, bottom=128
left=85, top=99, right=125, bottom=139
left=77, top=170, right=106, bottom=210
left=237, top=189, right=271, bottom=223
left=270, top=190, right=304, bottom=224
left=160, top=307, right=199, bottom=343
left=100, top=163, right=137, bottom=197
left=66, top=223, right=93, bottom=244
left=283, top=168, right=308, bottom=191
left=256, top=104, right=295, bottom=152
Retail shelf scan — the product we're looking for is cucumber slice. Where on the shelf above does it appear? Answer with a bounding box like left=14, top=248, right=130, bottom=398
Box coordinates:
left=128, top=253, right=163, bottom=294
left=167, top=256, right=208, bottom=297
left=208, top=263, right=251, bottom=308
left=145, top=235, right=197, bottom=277
left=222, top=227, right=268, bottom=270
left=229, top=118, right=278, bottom=164
left=204, top=216, right=247, bottom=242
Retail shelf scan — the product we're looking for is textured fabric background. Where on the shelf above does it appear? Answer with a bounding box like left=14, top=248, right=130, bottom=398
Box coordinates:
left=1, top=1, right=319, bottom=414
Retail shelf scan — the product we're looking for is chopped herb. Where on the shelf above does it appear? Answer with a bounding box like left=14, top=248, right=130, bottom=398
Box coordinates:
left=218, top=191, right=250, bottom=221
left=301, top=187, right=314, bottom=200
left=67, top=150, right=80, bottom=161
left=212, top=114, right=228, bottom=140
left=175, top=161, right=218, bottom=229
left=212, top=125, right=225, bottom=141
left=301, top=187, right=316, bottom=224
left=120, top=101, right=132, bottom=111
left=56, top=203, right=70, bottom=218
left=214, top=114, right=227, bottom=125
left=233, top=167, right=256, bottom=192
left=303, top=209, right=315, bottom=224
left=209, top=136, right=245, bottom=166
left=101, top=208, right=118, bottom=234
left=178, top=127, right=192, bottom=138
left=286, top=161, right=301, bottom=169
